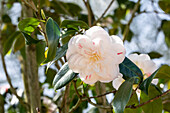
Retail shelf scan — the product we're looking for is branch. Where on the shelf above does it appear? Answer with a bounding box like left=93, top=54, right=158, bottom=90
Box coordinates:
left=0, top=52, right=30, bottom=110
left=122, top=0, right=141, bottom=42
left=69, top=99, right=82, bottom=113
left=126, top=89, right=170, bottom=109
left=93, top=0, right=115, bottom=26
left=21, top=0, right=38, bottom=12
left=73, top=80, right=82, bottom=98
left=82, top=0, right=95, bottom=27
left=87, top=98, right=111, bottom=110
left=82, top=90, right=116, bottom=101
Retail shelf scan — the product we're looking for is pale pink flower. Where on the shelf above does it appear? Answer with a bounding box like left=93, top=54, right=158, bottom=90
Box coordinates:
left=66, top=26, right=125, bottom=84
left=112, top=53, right=158, bottom=90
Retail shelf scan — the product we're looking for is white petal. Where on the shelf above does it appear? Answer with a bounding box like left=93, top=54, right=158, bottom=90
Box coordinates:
left=142, top=60, right=157, bottom=74
left=110, top=35, right=123, bottom=45
left=139, top=54, right=150, bottom=60
left=151, top=79, right=159, bottom=85
left=112, top=74, right=124, bottom=90
left=85, top=26, right=110, bottom=42
left=128, top=53, right=139, bottom=63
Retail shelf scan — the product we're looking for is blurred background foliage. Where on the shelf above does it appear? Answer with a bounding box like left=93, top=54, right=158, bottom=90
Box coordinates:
left=0, top=0, right=170, bottom=113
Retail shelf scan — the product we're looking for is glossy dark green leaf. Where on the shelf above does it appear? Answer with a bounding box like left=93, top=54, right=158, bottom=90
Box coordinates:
left=53, top=62, right=77, bottom=90
left=18, top=17, right=40, bottom=35
left=61, top=30, right=76, bottom=44
left=3, top=31, right=20, bottom=55
left=112, top=77, right=135, bottom=113
left=13, top=33, right=25, bottom=53
left=119, top=57, right=143, bottom=80
left=36, top=41, right=46, bottom=65
left=125, top=92, right=142, bottom=113
left=140, top=85, right=162, bottom=113
left=22, top=32, right=40, bottom=45
left=61, top=20, right=89, bottom=30
left=159, top=0, right=170, bottom=14
left=155, top=65, right=170, bottom=82
left=139, top=69, right=159, bottom=95
left=148, top=51, right=163, bottom=59
left=45, top=17, right=60, bottom=62
left=46, top=43, right=68, bottom=71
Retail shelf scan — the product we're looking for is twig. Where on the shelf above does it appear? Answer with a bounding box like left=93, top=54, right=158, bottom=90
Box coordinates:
left=93, top=0, right=115, bottom=25
left=73, top=80, right=82, bottom=98
left=82, top=0, right=94, bottom=27
left=87, top=98, right=111, bottom=109
left=21, top=0, right=38, bottom=12
left=69, top=99, right=82, bottom=113
left=82, top=90, right=116, bottom=101
left=0, top=52, right=30, bottom=110
left=126, top=89, right=170, bottom=109
left=122, top=0, right=141, bottom=42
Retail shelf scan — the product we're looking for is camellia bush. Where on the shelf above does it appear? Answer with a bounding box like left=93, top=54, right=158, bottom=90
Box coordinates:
left=0, top=0, right=170, bottom=113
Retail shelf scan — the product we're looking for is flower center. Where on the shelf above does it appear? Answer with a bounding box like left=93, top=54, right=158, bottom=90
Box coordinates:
left=89, top=51, right=102, bottom=63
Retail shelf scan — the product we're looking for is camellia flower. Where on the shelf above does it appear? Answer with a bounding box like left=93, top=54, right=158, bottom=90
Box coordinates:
left=112, top=53, right=158, bottom=90
left=66, top=26, right=126, bottom=84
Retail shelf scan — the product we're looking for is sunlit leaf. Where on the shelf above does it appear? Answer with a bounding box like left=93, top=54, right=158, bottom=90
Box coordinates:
left=112, top=77, right=136, bottom=113
left=18, top=17, right=40, bottom=35
left=53, top=62, right=77, bottom=90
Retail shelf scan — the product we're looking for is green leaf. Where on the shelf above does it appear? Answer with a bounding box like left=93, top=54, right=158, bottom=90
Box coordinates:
left=36, top=41, right=46, bottom=65
left=45, top=17, right=60, bottom=62
left=53, top=62, right=77, bottom=90
left=162, top=91, right=170, bottom=112
left=119, top=57, right=143, bottom=80
left=13, top=33, right=25, bottom=53
left=3, top=31, right=20, bottom=55
left=46, top=43, right=68, bottom=71
left=159, top=0, right=170, bottom=14
left=155, top=65, right=170, bottom=82
left=2, top=14, right=11, bottom=23
left=112, top=77, right=135, bottom=113
left=18, top=17, right=40, bottom=35
left=22, top=32, right=40, bottom=45
left=139, top=69, right=159, bottom=95
left=162, top=20, right=170, bottom=48
left=148, top=51, right=163, bottom=59
left=125, top=92, right=142, bottom=113
left=45, top=68, right=57, bottom=88
left=87, top=107, right=99, bottom=113
left=61, top=30, right=76, bottom=44
left=140, top=85, right=162, bottom=113
left=60, top=20, right=89, bottom=30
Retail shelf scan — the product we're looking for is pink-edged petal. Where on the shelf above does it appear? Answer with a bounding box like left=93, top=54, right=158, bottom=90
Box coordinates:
left=112, top=74, right=124, bottom=90
left=110, top=43, right=126, bottom=64
left=79, top=73, right=99, bottom=84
